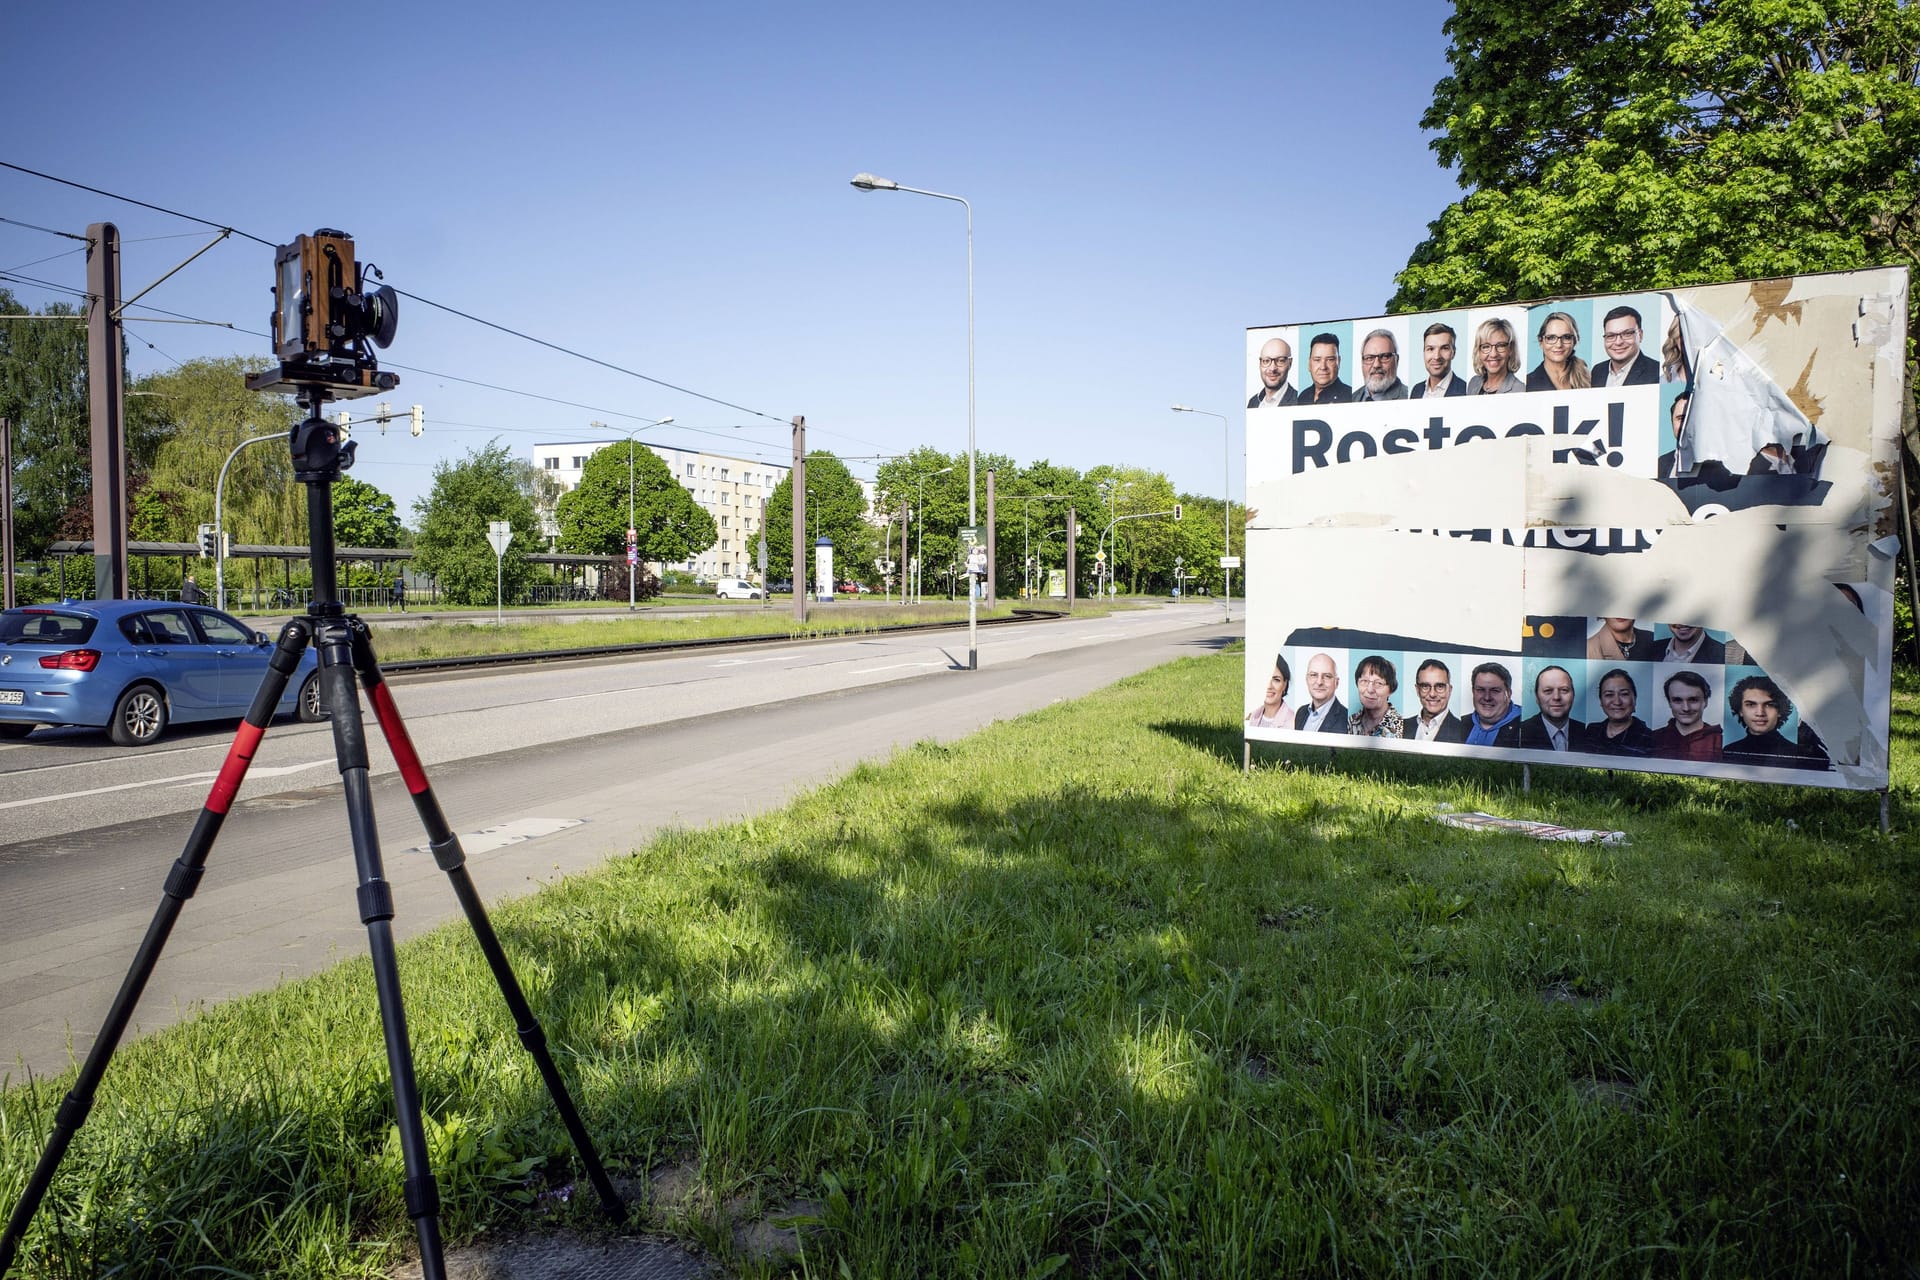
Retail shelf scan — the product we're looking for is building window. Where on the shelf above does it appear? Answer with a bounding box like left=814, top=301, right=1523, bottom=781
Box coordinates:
left=572, top=455, right=587, bottom=469
left=685, top=463, right=695, bottom=476
left=543, top=457, right=559, bottom=469
left=720, top=516, right=729, bottom=528
left=721, top=539, right=729, bottom=551
left=720, top=468, right=729, bottom=480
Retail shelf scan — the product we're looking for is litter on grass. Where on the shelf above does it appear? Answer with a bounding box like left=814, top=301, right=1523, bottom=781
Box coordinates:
left=1434, top=807, right=1628, bottom=845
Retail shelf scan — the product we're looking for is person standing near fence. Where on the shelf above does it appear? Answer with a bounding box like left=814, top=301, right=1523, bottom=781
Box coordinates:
left=391, top=574, right=406, bottom=613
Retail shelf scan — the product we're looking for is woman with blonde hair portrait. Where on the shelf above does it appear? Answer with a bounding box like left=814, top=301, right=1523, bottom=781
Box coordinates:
left=1466, top=317, right=1524, bottom=394
left=1525, top=311, right=1591, bottom=391
left=1661, top=313, right=1691, bottom=384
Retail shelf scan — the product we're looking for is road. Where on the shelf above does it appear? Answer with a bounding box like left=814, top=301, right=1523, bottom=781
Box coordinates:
left=0, top=602, right=1240, bottom=1080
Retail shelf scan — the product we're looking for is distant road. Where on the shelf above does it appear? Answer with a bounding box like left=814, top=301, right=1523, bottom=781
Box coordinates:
left=0, top=602, right=1240, bottom=1079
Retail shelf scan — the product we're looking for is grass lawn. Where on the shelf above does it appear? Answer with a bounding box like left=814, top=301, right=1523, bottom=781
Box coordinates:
left=2, top=647, right=1915, bottom=1277
left=340, top=602, right=1089, bottom=664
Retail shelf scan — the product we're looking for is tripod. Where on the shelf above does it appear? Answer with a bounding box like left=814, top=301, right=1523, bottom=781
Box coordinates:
left=0, top=390, right=622, bottom=1278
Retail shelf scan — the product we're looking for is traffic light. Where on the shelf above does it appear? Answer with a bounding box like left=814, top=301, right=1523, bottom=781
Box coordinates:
left=410, top=404, right=424, bottom=436
left=1173, top=502, right=1183, bottom=521
left=197, top=524, right=217, bottom=559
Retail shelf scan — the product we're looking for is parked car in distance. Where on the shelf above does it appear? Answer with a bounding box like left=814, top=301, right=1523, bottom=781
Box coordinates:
left=0, top=600, right=325, bottom=747
left=714, top=577, right=763, bottom=601
left=767, top=579, right=793, bottom=594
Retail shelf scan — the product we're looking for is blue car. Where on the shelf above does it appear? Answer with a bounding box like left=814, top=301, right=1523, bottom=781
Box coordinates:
left=0, top=600, right=325, bottom=746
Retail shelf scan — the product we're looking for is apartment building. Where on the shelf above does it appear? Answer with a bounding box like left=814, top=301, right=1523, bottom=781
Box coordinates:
left=530, top=440, right=789, bottom=581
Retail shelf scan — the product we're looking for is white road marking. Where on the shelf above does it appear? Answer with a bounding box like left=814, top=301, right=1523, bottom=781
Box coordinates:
left=0, top=758, right=335, bottom=810
left=710, top=655, right=795, bottom=667
left=848, top=661, right=947, bottom=674
left=403, top=816, right=584, bottom=857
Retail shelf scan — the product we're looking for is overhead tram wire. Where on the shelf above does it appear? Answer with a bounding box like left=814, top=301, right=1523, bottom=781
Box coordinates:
left=0, top=214, right=89, bottom=242
left=2, top=160, right=893, bottom=453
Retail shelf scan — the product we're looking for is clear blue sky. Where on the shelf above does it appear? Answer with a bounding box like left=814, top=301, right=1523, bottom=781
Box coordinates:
left=2, top=0, right=1464, bottom=519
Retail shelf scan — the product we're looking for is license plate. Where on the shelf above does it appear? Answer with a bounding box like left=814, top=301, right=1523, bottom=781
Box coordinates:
left=0, top=690, right=22, bottom=705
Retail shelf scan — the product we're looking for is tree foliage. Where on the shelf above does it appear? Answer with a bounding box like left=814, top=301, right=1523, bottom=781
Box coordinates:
left=332, top=476, right=405, bottom=549
left=139, top=357, right=303, bottom=546
left=411, top=442, right=541, bottom=605
left=1394, top=0, right=1920, bottom=327
left=555, top=442, right=715, bottom=564
left=765, top=452, right=876, bottom=584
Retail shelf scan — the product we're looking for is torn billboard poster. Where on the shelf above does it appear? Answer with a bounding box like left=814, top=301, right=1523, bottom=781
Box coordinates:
left=1241, top=269, right=1908, bottom=791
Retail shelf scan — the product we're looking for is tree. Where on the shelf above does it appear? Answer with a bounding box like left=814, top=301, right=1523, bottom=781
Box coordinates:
left=1394, top=0, right=1920, bottom=326
left=555, top=442, right=715, bottom=565
left=765, top=452, right=876, bottom=585
left=411, top=442, right=541, bottom=605
left=332, top=476, right=405, bottom=548
left=139, top=357, right=304, bottom=546
left=1394, top=0, right=1920, bottom=602
left=0, top=292, right=91, bottom=556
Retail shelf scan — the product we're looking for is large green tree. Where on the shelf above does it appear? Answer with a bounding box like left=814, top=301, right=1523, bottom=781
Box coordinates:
left=1, top=294, right=92, bottom=555
left=411, top=442, right=541, bottom=605
left=1394, top=0, right=1920, bottom=326
left=139, top=357, right=304, bottom=547
left=554, top=443, right=715, bottom=564
left=766, top=452, right=877, bottom=586
left=332, top=476, right=405, bottom=549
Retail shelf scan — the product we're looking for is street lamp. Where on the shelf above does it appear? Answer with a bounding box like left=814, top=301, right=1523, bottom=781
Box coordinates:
left=852, top=172, right=978, bottom=667
left=214, top=432, right=285, bottom=610
left=1171, top=405, right=1232, bottom=622
left=595, top=416, right=675, bottom=610
left=911, top=464, right=953, bottom=603
left=1007, top=492, right=1065, bottom=599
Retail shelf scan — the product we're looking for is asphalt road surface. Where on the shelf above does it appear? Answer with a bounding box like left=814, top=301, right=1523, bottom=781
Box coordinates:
left=0, top=602, right=1240, bottom=1080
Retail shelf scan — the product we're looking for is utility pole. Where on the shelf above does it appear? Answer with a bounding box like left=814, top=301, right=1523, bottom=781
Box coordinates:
left=1065, top=507, right=1077, bottom=609
left=87, top=223, right=128, bottom=601
left=791, top=416, right=806, bottom=623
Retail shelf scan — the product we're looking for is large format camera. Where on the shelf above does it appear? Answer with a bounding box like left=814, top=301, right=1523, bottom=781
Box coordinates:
left=246, top=229, right=399, bottom=400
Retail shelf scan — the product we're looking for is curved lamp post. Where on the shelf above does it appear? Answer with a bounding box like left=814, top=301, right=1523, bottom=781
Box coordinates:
left=1171, top=405, right=1232, bottom=622
left=852, top=172, right=977, bottom=666
left=214, top=432, right=286, bottom=610
left=911, top=464, right=953, bottom=603
left=593, top=416, right=675, bottom=609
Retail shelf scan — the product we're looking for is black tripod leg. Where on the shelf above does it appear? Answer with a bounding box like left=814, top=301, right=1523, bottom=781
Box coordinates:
left=350, top=621, right=626, bottom=1218
left=0, top=620, right=312, bottom=1276
left=311, top=619, right=448, bottom=1278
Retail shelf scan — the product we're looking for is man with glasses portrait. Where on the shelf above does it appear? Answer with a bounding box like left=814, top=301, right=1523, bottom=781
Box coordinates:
left=1352, top=329, right=1408, bottom=402
left=1248, top=337, right=1298, bottom=409
left=1594, top=305, right=1660, bottom=386
left=1401, top=659, right=1469, bottom=742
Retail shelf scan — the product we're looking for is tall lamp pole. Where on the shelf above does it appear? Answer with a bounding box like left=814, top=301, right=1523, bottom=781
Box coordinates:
left=852, top=172, right=977, bottom=667
left=1171, top=405, right=1232, bottom=622
left=911, top=464, right=953, bottom=603
left=595, top=416, right=675, bottom=610
left=214, top=433, right=285, bottom=610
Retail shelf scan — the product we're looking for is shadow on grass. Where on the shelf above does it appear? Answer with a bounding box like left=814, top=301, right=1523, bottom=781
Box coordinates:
left=10, top=659, right=1918, bottom=1276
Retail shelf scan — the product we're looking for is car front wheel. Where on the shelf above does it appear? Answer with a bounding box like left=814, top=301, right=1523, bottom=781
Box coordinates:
left=297, top=673, right=328, bottom=723
left=108, top=685, right=168, bottom=747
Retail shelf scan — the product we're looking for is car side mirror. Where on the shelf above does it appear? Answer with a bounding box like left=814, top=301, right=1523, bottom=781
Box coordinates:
left=254, top=631, right=271, bottom=646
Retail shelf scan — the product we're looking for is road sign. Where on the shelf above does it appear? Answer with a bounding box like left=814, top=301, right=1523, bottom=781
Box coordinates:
left=486, top=520, right=512, bottom=556
left=1218, top=555, right=1242, bottom=569
left=627, top=548, right=638, bottom=566
left=959, top=525, right=981, bottom=547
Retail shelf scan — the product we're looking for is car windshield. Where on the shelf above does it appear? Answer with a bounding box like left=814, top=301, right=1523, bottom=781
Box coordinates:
left=0, top=609, right=98, bottom=645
